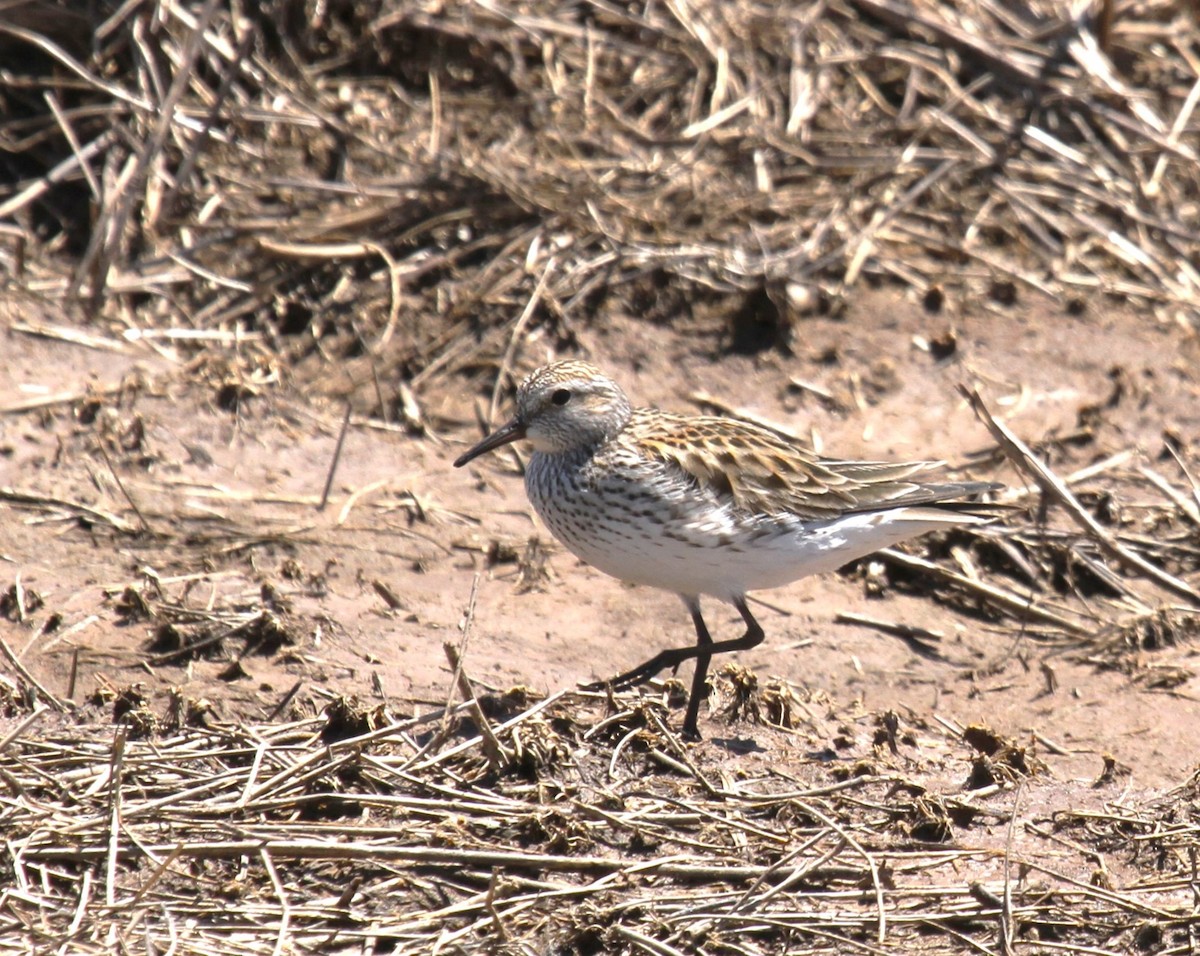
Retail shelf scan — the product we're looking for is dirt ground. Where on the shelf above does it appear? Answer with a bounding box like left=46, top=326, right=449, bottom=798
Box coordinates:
left=7, top=2, right=1200, bottom=951
left=4, top=283, right=1198, bottom=796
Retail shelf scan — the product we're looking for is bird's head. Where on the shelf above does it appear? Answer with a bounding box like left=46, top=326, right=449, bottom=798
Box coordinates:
left=453, top=361, right=632, bottom=466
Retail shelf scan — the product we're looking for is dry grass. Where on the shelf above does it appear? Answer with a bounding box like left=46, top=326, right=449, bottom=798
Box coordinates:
left=4, top=1, right=1200, bottom=953
left=3, top=0, right=1200, bottom=386
left=3, top=679, right=1198, bottom=955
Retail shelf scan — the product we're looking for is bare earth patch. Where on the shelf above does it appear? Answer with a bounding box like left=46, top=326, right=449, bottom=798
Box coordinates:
left=4, top=285, right=1200, bottom=952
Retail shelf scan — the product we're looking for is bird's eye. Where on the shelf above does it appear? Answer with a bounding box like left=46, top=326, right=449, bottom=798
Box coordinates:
left=551, top=388, right=572, bottom=406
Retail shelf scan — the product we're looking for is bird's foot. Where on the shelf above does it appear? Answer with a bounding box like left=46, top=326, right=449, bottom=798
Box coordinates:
left=582, top=648, right=685, bottom=693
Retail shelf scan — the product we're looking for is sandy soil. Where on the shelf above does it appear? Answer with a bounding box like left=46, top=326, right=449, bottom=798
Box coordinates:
left=3, top=284, right=1198, bottom=802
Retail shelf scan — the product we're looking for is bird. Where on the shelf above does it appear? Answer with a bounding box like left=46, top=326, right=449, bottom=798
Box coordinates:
left=454, top=360, right=1000, bottom=740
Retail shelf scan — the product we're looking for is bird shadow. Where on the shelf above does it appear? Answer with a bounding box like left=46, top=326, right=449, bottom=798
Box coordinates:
left=707, top=735, right=767, bottom=755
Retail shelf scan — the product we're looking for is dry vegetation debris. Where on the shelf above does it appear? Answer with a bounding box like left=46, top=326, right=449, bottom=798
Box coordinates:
left=4, top=0, right=1200, bottom=953
left=2, top=446, right=1200, bottom=953
left=2, top=688, right=1197, bottom=955
left=3, top=0, right=1200, bottom=380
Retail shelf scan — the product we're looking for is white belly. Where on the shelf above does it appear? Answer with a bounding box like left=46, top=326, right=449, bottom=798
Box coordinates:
left=532, top=482, right=967, bottom=600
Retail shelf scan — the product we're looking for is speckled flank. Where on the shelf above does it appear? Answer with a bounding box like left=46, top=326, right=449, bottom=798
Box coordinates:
left=455, top=360, right=1000, bottom=739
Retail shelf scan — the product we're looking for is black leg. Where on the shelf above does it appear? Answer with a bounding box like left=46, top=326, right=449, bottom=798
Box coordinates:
left=681, top=601, right=713, bottom=741
left=585, top=596, right=766, bottom=740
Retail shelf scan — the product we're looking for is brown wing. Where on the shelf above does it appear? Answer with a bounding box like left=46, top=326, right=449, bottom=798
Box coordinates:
left=632, top=410, right=986, bottom=519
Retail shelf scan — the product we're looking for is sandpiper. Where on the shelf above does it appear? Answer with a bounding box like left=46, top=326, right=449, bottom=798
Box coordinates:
left=455, top=361, right=999, bottom=740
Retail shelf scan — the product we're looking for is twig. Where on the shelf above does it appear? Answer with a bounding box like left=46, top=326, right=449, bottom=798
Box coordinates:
left=9, top=321, right=130, bottom=353
left=0, top=131, right=118, bottom=220
left=961, top=386, right=1200, bottom=608
left=440, top=573, right=514, bottom=769
left=22, top=837, right=878, bottom=882
left=318, top=402, right=353, bottom=512
left=877, top=547, right=1090, bottom=636
left=96, top=441, right=155, bottom=535
left=0, top=705, right=48, bottom=753
left=105, top=727, right=127, bottom=908
left=488, top=256, right=557, bottom=426
left=443, top=640, right=514, bottom=771
left=0, top=635, right=68, bottom=712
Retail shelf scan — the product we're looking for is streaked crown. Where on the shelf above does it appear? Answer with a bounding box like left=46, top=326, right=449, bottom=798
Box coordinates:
left=516, top=361, right=633, bottom=454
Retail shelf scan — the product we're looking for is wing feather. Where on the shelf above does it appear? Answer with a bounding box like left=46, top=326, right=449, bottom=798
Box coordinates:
left=629, top=410, right=992, bottom=519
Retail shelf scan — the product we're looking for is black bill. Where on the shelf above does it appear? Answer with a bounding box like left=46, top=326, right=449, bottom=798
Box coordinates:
left=453, top=417, right=527, bottom=467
